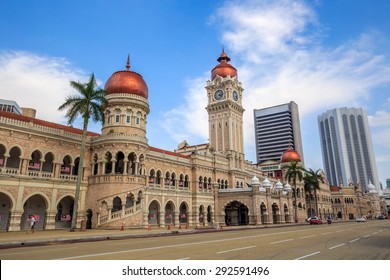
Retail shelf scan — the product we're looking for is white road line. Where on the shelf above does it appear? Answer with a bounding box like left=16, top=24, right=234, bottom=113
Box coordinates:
left=321, top=232, right=332, bottom=235
left=363, top=234, right=371, bottom=238
left=329, top=243, right=345, bottom=250
left=270, top=239, right=293, bottom=244
left=300, top=235, right=316, bottom=239
left=216, top=245, right=256, bottom=254
left=372, top=232, right=378, bottom=235
left=295, top=251, right=321, bottom=260
left=336, top=230, right=345, bottom=233
left=177, top=257, right=191, bottom=260
left=349, top=238, right=360, bottom=243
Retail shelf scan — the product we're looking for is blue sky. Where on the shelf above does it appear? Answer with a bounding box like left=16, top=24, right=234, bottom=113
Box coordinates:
left=1, top=0, right=390, bottom=187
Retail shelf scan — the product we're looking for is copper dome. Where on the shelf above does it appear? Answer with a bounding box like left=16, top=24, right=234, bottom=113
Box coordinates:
left=281, top=146, right=301, bottom=163
left=105, top=56, right=148, bottom=99
left=211, top=50, right=237, bottom=80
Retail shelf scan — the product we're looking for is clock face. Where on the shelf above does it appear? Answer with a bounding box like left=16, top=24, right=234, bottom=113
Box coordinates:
left=233, top=91, right=238, bottom=101
left=214, top=89, right=224, bottom=100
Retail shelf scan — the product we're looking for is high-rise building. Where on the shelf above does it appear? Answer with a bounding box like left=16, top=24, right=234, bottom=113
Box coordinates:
left=0, top=99, right=23, bottom=115
left=253, top=101, right=304, bottom=165
left=318, top=107, right=380, bottom=192
left=386, top=178, right=390, bottom=189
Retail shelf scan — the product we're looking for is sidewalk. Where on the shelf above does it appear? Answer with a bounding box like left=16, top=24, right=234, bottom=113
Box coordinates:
left=0, top=223, right=304, bottom=249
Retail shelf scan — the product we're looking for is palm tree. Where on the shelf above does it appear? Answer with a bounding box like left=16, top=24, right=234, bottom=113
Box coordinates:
left=304, top=168, right=325, bottom=218
left=58, top=73, right=106, bottom=231
left=284, top=161, right=304, bottom=223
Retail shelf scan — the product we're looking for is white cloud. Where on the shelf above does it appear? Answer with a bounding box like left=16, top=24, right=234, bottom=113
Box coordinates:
left=0, top=51, right=90, bottom=124
left=160, top=73, right=209, bottom=144
left=369, top=111, right=390, bottom=127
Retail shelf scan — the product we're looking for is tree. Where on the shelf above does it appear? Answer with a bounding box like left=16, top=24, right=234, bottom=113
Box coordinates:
left=284, top=161, right=305, bottom=223
left=58, top=73, right=106, bottom=231
left=304, top=168, right=325, bottom=218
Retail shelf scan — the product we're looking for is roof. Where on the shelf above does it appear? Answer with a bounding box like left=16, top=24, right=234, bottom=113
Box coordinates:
left=0, top=110, right=100, bottom=136
left=149, top=146, right=191, bottom=159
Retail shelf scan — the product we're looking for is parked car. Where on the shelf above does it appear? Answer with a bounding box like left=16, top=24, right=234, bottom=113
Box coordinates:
left=356, top=216, right=366, bottom=222
left=309, top=217, right=323, bottom=224
left=306, top=216, right=318, bottom=222
left=378, top=215, right=385, bottom=220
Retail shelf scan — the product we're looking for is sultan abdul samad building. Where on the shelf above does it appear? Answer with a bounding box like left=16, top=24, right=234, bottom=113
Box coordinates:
left=0, top=51, right=385, bottom=231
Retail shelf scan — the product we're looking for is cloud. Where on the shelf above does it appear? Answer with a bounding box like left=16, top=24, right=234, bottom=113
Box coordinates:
left=0, top=51, right=91, bottom=124
left=368, top=111, right=390, bottom=127
left=160, top=73, right=210, bottom=145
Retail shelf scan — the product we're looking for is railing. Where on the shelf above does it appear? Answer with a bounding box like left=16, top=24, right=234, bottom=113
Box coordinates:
left=0, top=167, right=19, bottom=175
left=59, top=174, right=78, bottom=181
left=27, top=171, right=53, bottom=178
left=99, top=204, right=143, bottom=225
left=88, top=174, right=146, bottom=184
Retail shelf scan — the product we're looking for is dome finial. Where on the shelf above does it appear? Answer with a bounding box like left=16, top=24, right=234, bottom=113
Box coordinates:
left=126, top=54, right=130, bottom=70
left=217, top=47, right=230, bottom=63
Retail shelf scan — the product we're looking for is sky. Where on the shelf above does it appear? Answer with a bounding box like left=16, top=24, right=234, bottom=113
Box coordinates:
left=1, top=0, right=390, bottom=187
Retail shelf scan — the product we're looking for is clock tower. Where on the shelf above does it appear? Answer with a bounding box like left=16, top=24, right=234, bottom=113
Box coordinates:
left=206, top=50, right=245, bottom=166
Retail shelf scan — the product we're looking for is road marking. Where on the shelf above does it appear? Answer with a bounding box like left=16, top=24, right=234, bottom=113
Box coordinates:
left=177, top=257, right=191, bottom=260
left=329, top=243, right=345, bottom=250
left=349, top=238, right=360, bottom=243
left=336, top=230, right=345, bottom=233
left=300, top=235, right=316, bottom=239
left=363, top=234, right=371, bottom=238
left=216, top=245, right=256, bottom=254
left=321, top=232, right=332, bottom=235
left=53, top=228, right=321, bottom=260
left=372, top=232, right=378, bottom=235
left=295, top=251, right=321, bottom=260
left=270, top=239, right=293, bottom=244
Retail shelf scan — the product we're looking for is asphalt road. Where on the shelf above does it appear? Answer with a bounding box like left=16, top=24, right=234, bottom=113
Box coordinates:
left=1, top=220, right=389, bottom=260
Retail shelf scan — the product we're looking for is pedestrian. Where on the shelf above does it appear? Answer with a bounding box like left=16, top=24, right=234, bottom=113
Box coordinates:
left=26, top=215, right=36, bottom=234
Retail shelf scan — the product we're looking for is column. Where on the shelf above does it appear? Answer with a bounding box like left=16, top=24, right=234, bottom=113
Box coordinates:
left=123, top=160, right=128, bottom=175
left=111, top=160, right=116, bottom=174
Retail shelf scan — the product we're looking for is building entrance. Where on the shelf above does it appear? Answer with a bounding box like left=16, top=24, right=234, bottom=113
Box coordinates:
left=225, top=201, right=249, bottom=226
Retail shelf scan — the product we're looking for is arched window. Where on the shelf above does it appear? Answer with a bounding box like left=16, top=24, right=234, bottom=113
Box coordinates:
left=149, top=169, right=156, bottom=184
left=29, top=150, right=42, bottom=171
left=136, top=112, right=141, bottom=126
left=61, top=155, right=72, bottom=174
left=165, top=171, right=171, bottom=186
left=115, top=110, right=120, bottom=123
left=126, top=111, right=132, bottom=124
left=112, top=197, right=122, bottom=212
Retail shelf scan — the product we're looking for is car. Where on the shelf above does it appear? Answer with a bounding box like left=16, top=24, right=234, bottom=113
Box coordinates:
left=306, top=216, right=318, bottom=222
left=356, top=216, right=366, bottom=222
left=378, top=215, right=385, bottom=220
left=309, top=217, right=323, bottom=224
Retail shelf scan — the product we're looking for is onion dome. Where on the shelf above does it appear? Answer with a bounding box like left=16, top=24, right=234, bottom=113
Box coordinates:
left=251, top=175, right=260, bottom=186
left=284, top=182, right=292, bottom=192
left=281, top=145, right=301, bottom=163
left=105, top=55, right=148, bottom=99
left=367, top=180, right=377, bottom=193
left=262, top=176, right=272, bottom=188
left=275, top=179, right=283, bottom=190
left=211, top=49, right=237, bottom=80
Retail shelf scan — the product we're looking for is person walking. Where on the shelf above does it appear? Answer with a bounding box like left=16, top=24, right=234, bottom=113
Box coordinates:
left=27, top=215, right=36, bottom=234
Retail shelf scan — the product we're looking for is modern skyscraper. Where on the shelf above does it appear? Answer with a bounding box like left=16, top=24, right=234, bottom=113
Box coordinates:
left=318, top=107, right=380, bottom=192
left=253, top=101, right=304, bottom=165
